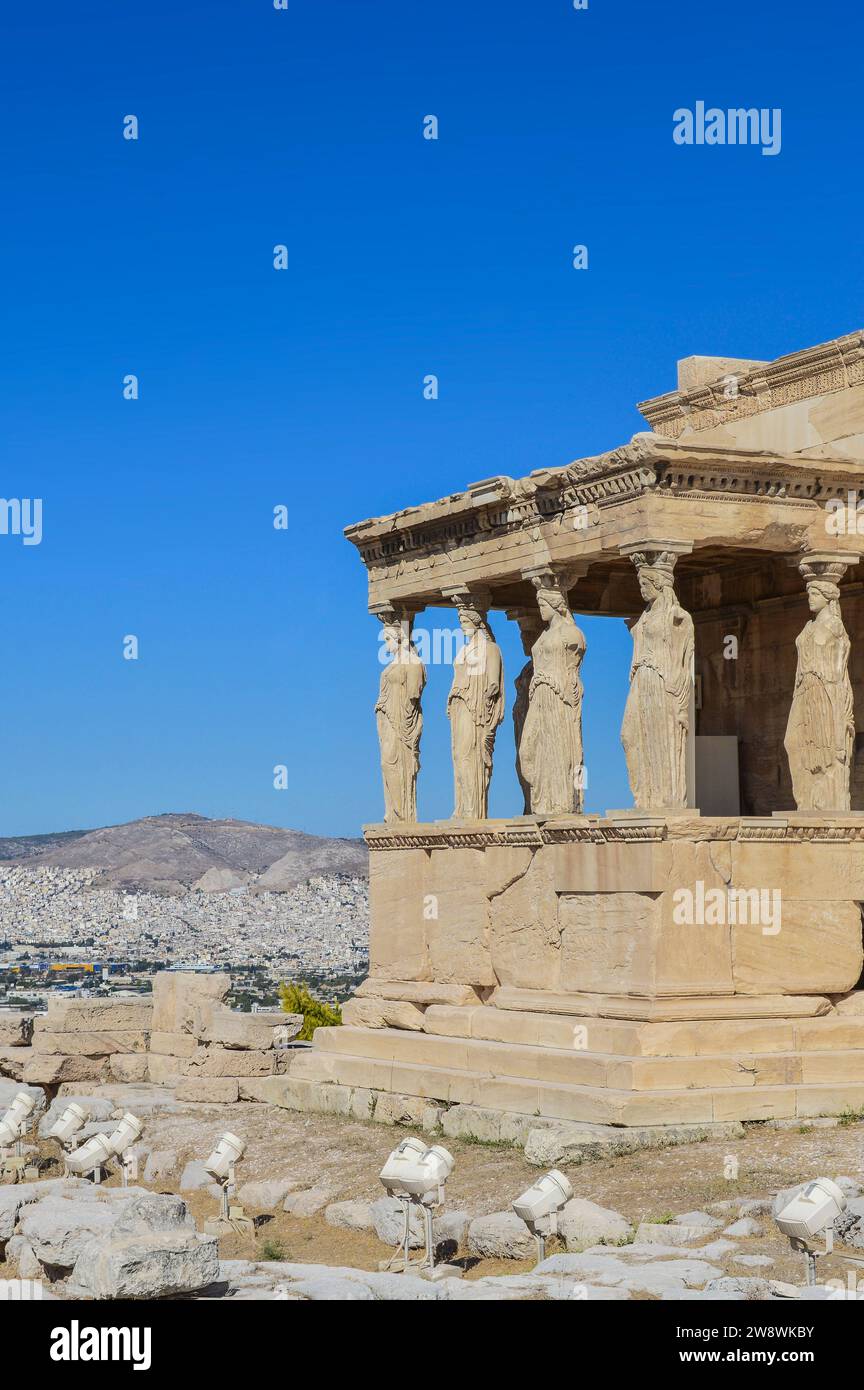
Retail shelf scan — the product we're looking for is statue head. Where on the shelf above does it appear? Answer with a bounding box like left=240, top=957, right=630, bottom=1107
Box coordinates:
left=630, top=551, right=677, bottom=604
left=806, top=579, right=840, bottom=615
left=536, top=585, right=571, bottom=624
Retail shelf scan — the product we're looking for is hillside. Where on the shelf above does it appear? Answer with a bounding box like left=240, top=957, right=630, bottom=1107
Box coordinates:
left=0, top=813, right=367, bottom=893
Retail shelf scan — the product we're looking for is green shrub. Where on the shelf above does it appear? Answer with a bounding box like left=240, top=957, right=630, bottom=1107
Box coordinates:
left=279, top=981, right=342, bottom=1041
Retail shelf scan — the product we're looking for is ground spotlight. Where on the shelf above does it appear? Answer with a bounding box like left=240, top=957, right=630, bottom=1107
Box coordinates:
left=65, top=1111, right=144, bottom=1185
left=0, top=1092, right=38, bottom=1181
left=774, top=1178, right=847, bottom=1285
left=378, top=1137, right=458, bottom=1280
left=512, top=1170, right=574, bottom=1263
left=202, top=1133, right=253, bottom=1235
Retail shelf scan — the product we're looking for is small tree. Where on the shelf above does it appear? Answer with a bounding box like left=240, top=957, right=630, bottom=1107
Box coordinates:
left=279, top=981, right=342, bottom=1041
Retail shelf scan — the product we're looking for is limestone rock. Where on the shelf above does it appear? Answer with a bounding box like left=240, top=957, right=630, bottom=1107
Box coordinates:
left=324, top=1200, right=374, bottom=1232
left=467, top=1211, right=536, bottom=1261
left=143, top=1149, right=179, bottom=1183
left=20, top=1196, right=117, bottom=1269
left=371, top=1196, right=426, bottom=1248
left=73, top=1232, right=219, bottom=1299
left=39, top=998, right=152, bottom=1033
left=201, top=1009, right=303, bottom=1050
left=0, top=1014, right=33, bottom=1047
left=236, top=1179, right=297, bottom=1211
left=24, top=1054, right=108, bottom=1085
left=341, top=998, right=426, bottom=1031
left=151, top=971, right=230, bottom=1034
left=185, top=1044, right=285, bottom=1078
left=110, top=1054, right=150, bottom=1083
left=283, top=1186, right=334, bottom=1219
left=561, top=1198, right=632, bottom=1252
left=724, top=1217, right=762, bottom=1237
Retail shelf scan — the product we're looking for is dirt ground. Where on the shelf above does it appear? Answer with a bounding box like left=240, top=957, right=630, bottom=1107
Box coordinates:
left=5, top=1103, right=862, bottom=1288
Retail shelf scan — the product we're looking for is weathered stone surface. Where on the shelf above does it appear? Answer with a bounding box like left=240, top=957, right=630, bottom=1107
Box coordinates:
left=110, top=1054, right=150, bottom=1083
left=636, top=1222, right=718, bottom=1246
left=325, top=1200, right=374, bottom=1232
left=283, top=1186, right=335, bottom=1219
left=24, top=1054, right=108, bottom=1085
left=341, top=998, right=426, bottom=1031
left=174, top=1077, right=239, bottom=1103
left=38, top=999, right=153, bottom=1033
left=0, top=1045, right=31, bottom=1080
left=370, top=1196, right=426, bottom=1248
left=724, top=1217, right=762, bottom=1237
left=560, top=1198, right=632, bottom=1252
left=0, top=1014, right=33, bottom=1047
left=33, top=1030, right=150, bottom=1056
left=147, top=1054, right=183, bottom=1086
left=149, top=1031, right=198, bottom=1058
left=185, top=1045, right=284, bottom=1078
left=467, top=1211, right=536, bottom=1261
left=151, top=971, right=230, bottom=1034
left=200, top=1009, right=303, bottom=1050
left=73, top=1232, right=219, bottom=1299
left=143, top=1149, right=179, bottom=1183
left=236, top=1179, right=296, bottom=1211
left=179, top=1160, right=213, bottom=1193
left=20, top=1196, right=116, bottom=1269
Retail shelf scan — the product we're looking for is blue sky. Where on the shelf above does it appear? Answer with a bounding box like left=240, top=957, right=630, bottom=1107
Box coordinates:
left=2, top=0, right=861, bottom=838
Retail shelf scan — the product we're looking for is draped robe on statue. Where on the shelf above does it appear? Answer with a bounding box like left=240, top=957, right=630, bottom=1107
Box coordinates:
left=621, top=596, right=693, bottom=809
left=448, top=632, right=504, bottom=819
left=513, top=657, right=534, bottom=814
left=375, top=651, right=426, bottom=822
left=784, top=612, right=853, bottom=812
left=519, top=618, right=586, bottom=815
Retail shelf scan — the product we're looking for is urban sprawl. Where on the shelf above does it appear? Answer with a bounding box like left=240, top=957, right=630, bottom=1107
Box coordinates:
left=0, top=865, right=369, bottom=1011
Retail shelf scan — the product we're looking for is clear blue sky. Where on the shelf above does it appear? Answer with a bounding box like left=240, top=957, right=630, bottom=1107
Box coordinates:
left=2, top=0, right=861, bottom=838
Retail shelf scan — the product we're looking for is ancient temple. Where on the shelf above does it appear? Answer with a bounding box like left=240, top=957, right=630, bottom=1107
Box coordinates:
left=295, top=330, right=864, bottom=1127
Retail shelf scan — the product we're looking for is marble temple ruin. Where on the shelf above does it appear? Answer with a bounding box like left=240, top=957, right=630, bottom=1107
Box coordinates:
left=296, top=329, right=864, bottom=1129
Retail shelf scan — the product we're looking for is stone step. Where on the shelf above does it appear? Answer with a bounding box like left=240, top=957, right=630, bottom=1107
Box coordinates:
left=489, top=985, right=833, bottom=1022
left=312, top=1023, right=864, bottom=1091
left=290, top=1045, right=864, bottom=1126
left=421, top=1004, right=864, bottom=1057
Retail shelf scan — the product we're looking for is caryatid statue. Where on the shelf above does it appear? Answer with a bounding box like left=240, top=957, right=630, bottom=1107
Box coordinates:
left=517, top=569, right=588, bottom=816
left=445, top=589, right=505, bottom=819
left=507, top=605, right=544, bottom=814
left=374, top=607, right=426, bottom=824
left=621, top=546, right=694, bottom=810
left=784, top=554, right=858, bottom=813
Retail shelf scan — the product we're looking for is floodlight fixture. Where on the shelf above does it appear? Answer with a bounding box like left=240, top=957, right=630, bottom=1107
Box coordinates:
left=378, top=1139, right=457, bottom=1279
left=48, top=1102, right=88, bottom=1147
left=64, top=1112, right=144, bottom=1184
left=774, top=1178, right=847, bottom=1285
left=512, top=1169, right=574, bottom=1263
left=204, top=1133, right=248, bottom=1227
left=0, top=1092, right=36, bottom=1149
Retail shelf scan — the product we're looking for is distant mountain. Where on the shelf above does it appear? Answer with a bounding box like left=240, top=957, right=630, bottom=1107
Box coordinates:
left=0, top=813, right=367, bottom=894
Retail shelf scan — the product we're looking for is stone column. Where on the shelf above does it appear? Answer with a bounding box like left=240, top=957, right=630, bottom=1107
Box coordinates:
left=620, top=541, right=694, bottom=811
left=517, top=565, right=588, bottom=816
left=784, top=551, right=860, bottom=813
left=371, top=601, right=426, bottom=824
left=506, top=605, right=544, bottom=814
left=443, top=586, right=504, bottom=820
